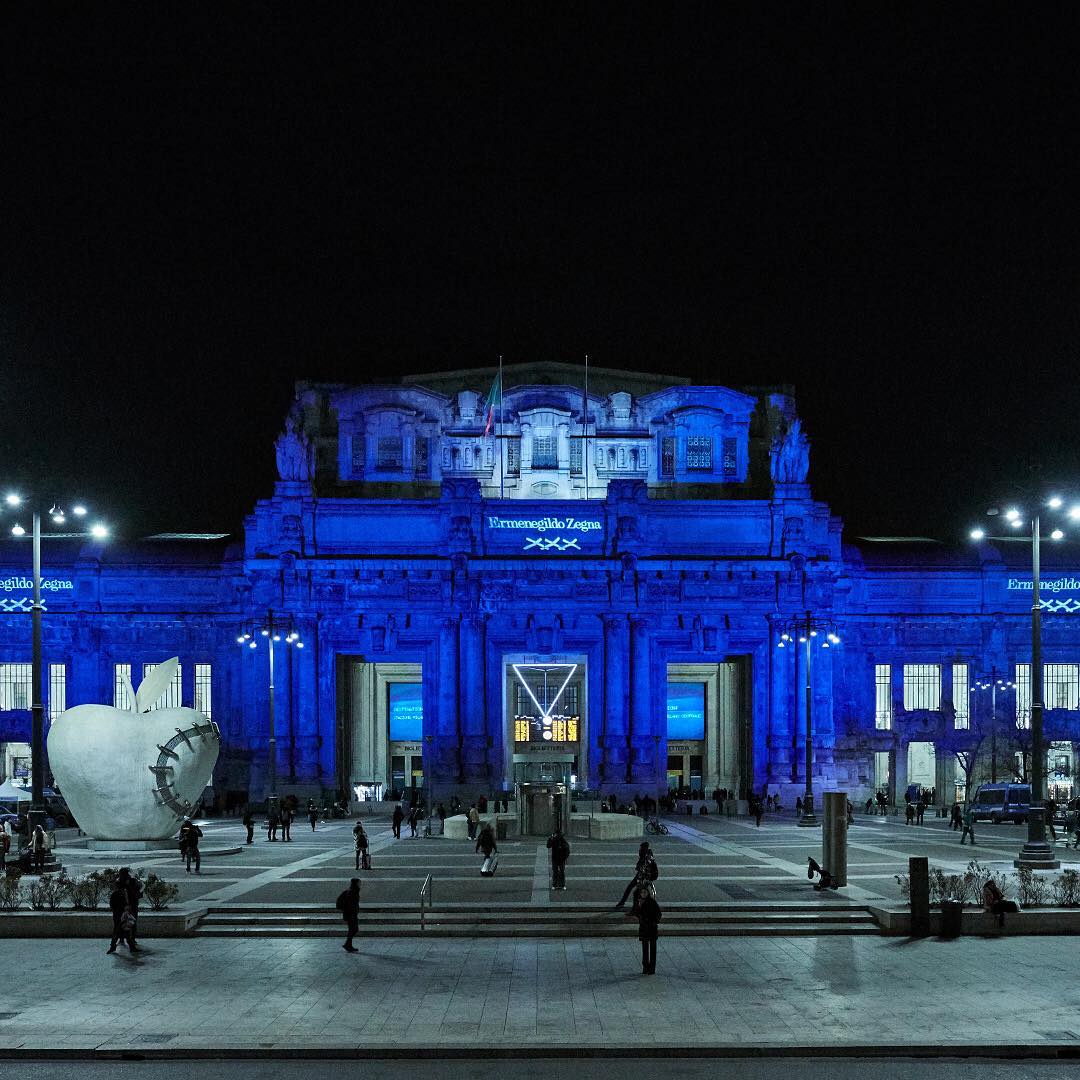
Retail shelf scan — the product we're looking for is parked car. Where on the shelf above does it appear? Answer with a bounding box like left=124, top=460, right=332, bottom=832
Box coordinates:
left=970, top=782, right=1031, bottom=824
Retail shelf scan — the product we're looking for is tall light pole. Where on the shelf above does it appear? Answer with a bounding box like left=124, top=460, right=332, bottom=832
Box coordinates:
left=971, top=668, right=1015, bottom=784
left=777, top=611, right=841, bottom=827
left=4, top=494, right=107, bottom=848
left=423, top=733, right=435, bottom=837
left=971, top=496, right=1069, bottom=869
left=239, top=610, right=303, bottom=818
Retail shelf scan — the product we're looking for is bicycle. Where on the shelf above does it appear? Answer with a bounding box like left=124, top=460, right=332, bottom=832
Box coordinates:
left=645, top=817, right=669, bottom=835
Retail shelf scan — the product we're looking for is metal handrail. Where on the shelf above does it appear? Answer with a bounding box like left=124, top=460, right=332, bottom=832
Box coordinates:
left=420, top=873, right=433, bottom=932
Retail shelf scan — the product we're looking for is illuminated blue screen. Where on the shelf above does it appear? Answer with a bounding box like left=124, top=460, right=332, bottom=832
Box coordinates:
left=389, top=683, right=423, bottom=741
left=666, top=682, right=705, bottom=740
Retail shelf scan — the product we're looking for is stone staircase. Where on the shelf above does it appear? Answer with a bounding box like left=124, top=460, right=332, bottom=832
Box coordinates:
left=192, top=901, right=881, bottom=937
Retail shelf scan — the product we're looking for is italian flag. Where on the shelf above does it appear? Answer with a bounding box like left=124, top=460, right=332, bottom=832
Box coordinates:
left=483, top=372, right=502, bottom=436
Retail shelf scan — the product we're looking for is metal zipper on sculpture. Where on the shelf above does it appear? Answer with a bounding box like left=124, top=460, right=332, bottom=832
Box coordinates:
left=148, top=720, right=222, bottom=819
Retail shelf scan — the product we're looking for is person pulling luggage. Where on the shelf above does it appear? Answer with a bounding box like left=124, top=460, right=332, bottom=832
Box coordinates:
left=477, top=823, right=498, bottom=875
left=353, top=821, right=370, bottom=870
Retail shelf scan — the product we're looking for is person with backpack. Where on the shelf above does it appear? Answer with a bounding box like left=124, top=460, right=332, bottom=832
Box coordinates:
left=180, top=818, right=203, bottom=873
left=336, top=878, right=362, bottom=952
left=353, top=821, right=370, bottom=870
left=635, top=883, right=662, bottom=974
left=616, top=841, right=658, bottom=909
left=547, top=829, right=570, bottom=890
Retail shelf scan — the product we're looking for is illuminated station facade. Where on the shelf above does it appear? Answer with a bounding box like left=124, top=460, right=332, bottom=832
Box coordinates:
left=2, top=361, right=1080, bottom=808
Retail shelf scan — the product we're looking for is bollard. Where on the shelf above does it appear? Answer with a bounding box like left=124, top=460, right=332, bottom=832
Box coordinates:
left=823, top=792, right=848, bottom=887
left=909, top=856, right=930, bottom=937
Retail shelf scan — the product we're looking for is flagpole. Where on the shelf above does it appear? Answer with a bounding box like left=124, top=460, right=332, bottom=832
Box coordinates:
left=583, top=353, right=589, bottom=500
left=498, top=354, right=504, bottom=500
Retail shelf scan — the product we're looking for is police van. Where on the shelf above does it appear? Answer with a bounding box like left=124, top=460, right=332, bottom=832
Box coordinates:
left=969, top=782, right=1031, bottom=824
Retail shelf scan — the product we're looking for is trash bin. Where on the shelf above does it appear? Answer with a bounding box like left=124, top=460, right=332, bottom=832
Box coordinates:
left=940, top=898, right=963, bottom=939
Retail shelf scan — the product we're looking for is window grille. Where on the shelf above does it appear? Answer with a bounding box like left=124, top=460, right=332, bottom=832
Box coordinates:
left=569, top=439, right=583, bottom=475
left=903, top=664, right=941, bottom=710
left=875, top=664, right=892, bottom=730
left=414, top=437, right=429, bottom=476
left=661, top=436, right=675, bottom=476
left=376, top=436, right=403, bottom=470
left=532, top=435, right=557, bottom=469
left=142, top=662, right=183, bottom=710
left=48, top=663, right=66, bottom=722
left=114, top=663, right=133, bottom=710
left=952, top=663, right=969, bottom=729
left=1016, top=663, right=1080, bottom=725
left=350, top=435, right=364, bottom=477
left=0, top=664, right=31, bottom=712
left=1016, top=664, right=1031, bottom=729
left=686, top=435, right=712, bottom=470
left=722, top=436, right=738, bottom=477
left=194, top=663, right=212, bottom=721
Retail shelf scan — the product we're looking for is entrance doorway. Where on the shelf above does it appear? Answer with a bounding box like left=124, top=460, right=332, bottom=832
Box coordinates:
left=665, top=663, right=741, bottom=795
left=505, top=657, right=585, bottom=788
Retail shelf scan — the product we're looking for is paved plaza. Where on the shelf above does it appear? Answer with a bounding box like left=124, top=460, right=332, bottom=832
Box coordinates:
left=51, top=808, right=1076, bottom=910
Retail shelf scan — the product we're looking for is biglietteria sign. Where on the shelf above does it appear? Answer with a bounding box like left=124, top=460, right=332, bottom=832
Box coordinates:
left=486, top=514, right=603, bottom=553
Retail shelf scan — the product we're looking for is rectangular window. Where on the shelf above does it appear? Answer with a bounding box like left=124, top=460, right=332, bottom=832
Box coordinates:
left=48, top=663, right=66, bottom=722
left=661, top=436, right=675, bottom=477
left=1016, top=663, right=1080, bottom=726
left=903, top=664, right=941, bottom=711
left=350, top=434, right=364, bottom=477
left=194, top=663, right=212, bottom=721
left=686, top=435, right=712, bottom=471
left=506, top=437, right=521, bottom=476
left=875, top=664, right=892, bottom=730
left=638, top=446, right=647, bottom=470
left=569, top=439, right=582, bottom=476
left=952, top=663, right=969, bottom=729
left=114, top=663, right=133, bottom=710
left=617, top=446, right=627, bottom=469
left=0, top=664, right=31, bottom=712
left=414, top=437, right=429, bottom=476
left=142, top=662, right=183, bottom=710
left=531, top=435, right=557, bottom=469
left=722, top=436, right=738, bottom=478
left=376, top=436, right=403, bottom=470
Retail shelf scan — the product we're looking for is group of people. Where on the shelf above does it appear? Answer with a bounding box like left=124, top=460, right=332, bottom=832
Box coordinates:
left=612, top=841, right=662, bottom=974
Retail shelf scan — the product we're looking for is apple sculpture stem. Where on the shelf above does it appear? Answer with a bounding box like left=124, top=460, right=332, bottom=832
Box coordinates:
left=48, top=656, right=221, bottom=841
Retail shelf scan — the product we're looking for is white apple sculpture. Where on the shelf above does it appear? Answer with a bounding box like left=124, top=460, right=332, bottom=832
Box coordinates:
left=48, top=657, right=221, bottom=840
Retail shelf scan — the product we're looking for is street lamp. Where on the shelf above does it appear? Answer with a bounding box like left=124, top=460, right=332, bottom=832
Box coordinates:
left=970, top=495, right=1069, bottom=869
left=777, top=611, right=841, bottom=827
left=423, top=733, right=435, bottom=837
left=239, top=610, right=303, bottom=817
left=970, top=669, right=1015, bottom=784
left=3, top=493, right=108, bottom=849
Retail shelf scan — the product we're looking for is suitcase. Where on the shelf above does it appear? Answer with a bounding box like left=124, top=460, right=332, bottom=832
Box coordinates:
left=481, top=853, right=498, bottom=877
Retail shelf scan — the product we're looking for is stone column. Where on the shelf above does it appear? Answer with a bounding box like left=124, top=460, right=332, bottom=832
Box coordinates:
left=438, top=616, right=461, bottom=781
left=602, top=614, right=630, bottom=789
left=629, top=616, right=654, bottom=785
left=459, top=613, right=488, bottom=784
left=891, top=741, right=908, bottom=811
left=768, top=617, right=793, bottom=783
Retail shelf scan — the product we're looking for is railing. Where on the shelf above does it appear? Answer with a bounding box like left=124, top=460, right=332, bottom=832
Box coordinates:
left=420, top=873, right=433, bottom=932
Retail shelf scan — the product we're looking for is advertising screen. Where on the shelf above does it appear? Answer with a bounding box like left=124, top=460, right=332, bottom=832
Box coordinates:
left=666, top=682, right=705, bottom=740
left=388, top=683, right=423, bottom=741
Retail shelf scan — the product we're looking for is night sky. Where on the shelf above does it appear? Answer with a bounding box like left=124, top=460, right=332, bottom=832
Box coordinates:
left=3, top=7, right=1079, bottom=541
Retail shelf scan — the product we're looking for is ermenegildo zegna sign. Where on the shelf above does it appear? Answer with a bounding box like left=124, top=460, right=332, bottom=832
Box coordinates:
left=484, top=514, right=604, bottom=553
left=1007, top=577, right=1080, bottom=593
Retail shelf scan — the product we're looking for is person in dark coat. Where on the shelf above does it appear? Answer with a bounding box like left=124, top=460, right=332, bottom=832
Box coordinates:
left=950, top=801, right=963, bottom=830
left=337, top=877, right=361, bottom=952
left=267, top=806, right=279, bottom=841
left=281, top=805, right=293, bottom=841
left=905, top=802, right=915, bottom=825
left=107, top=882, right=131, bottom=953
left=547, top=830, right=570, bottom=890
left=308, top=800, right=319, bottom=832
left=916, top=798, right=926, bottom=825
left=243, top=808, right=255, bottom=844
left=635, top=884, right=662, bottom=974
left=752, top=798, right=764, bottom=827
left=117, top=868, right=143, bottom=950
left=616, top=842, right=657, bottom=909
left=30, top=824, right=48, bottom=873
left=353, top=822, right=370, bottom=870
left=476, top=824, right=497, bottom=859
left=408, top=806, right=419, bottom=837
left=391, top=803, right=405, bottom=840
left=180, top=818, right=203, bottom=873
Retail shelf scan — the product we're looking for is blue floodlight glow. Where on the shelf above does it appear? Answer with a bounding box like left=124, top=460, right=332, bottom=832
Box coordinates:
left=388, top=683, right=423, bottom=741
left=667, top=682, right=706, bottom=740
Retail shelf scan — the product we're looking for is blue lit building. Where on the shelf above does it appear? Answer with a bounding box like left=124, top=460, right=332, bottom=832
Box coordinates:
left=2, top=362, right=1079, bottom=808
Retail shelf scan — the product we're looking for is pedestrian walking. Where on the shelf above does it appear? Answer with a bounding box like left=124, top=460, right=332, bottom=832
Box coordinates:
left=916, top=798, right=926, bottom=825
left=635, top=883, right=662, bottom=974
left=281, top=805, right=293, bottom=841
left=950, top=801, right=963, bottom=831
left=1067, top=817, right=1080, bottom=850
left=353, top=821, right=370, bottom=870
left=408, top=805, right=419, bottom=837
left=336, top=877, right=361, bottom=952
left=117, top=868, right=143, bottom=950
left=864, top=797, right=873, bottom=815
left=437, top=802, right=447, bottom=832
left=308, top=800, right=319, bottom=832
left=0, top=819, right=10, bottom=870
left=1046, top=796, right=1058, bottom=841
left=30, top=824, right=47, bottom=873
left=267, top=806, right=280, bottom=841
left=476, top=823, right=498, bottom=861
left=243, top=808, right=255, bottom=845
left=392, top=803, right=405, bottom=840
left=616, top=841, right=658, bottom=909
left=960, top=804, right=976, bottom=845
left=905, top=802, right=915, bottom=826
left=752, top=797, right=764, bottom=827
left=547, top=829, right=570, bottom=890
left=466, top=804, right=479, bottom=840
left=795, top=796, right=803, bottom=816
left=107, top=881, right=134, bottom=953
left=180, top=817, right=203, bottom=873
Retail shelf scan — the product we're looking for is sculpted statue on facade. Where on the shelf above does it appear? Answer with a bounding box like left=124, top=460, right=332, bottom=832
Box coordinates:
left=275, top=416, right=313, bottom=482
left=770, top=419, right=810, bottom=483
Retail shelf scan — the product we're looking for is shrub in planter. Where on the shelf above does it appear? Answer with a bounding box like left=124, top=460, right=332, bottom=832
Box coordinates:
left=0, top=873, right=23, bottom=911
left=1052, top=868, right=1080, bottom=907
left=143, top=874, right=179, bottom=911
left=69, top=872, right=108, bottom=910
left=28, top=873, right=72, bottom=911
left=1016, top=867, right=1052, bottom=906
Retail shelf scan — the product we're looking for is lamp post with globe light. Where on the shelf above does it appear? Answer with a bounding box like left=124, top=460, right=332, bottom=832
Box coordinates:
left=777, top=611, right=841, bottom=827
left=3, top=492, right=108, bottom=850
left=238, top=610, right=303, bottom=820
left=969, top=494, right=1075, bottom=869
